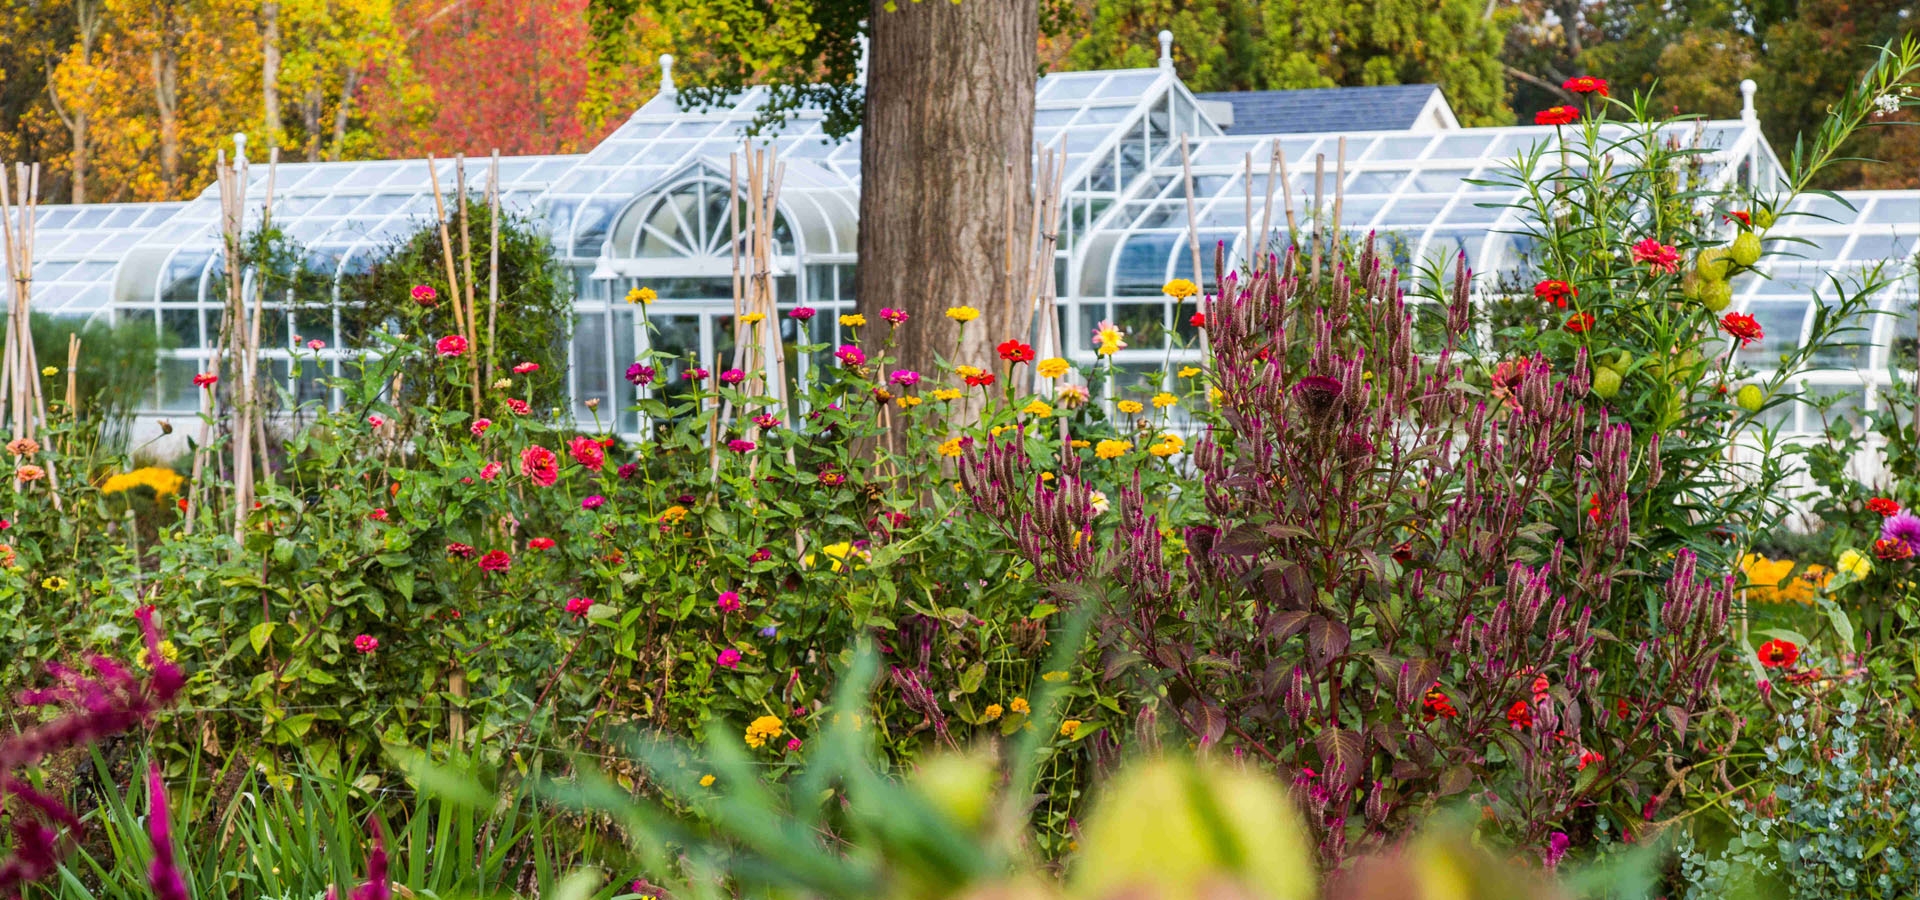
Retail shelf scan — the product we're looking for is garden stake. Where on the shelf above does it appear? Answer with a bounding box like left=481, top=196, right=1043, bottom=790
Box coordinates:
left=457, top=155, right=479, bottom=380
left=1332, top=137, right=1347, bottom=268
left=0, top=163, right=60, bottom=507
left=1311, top=153, right=1325, bottom=280
left=485, top=151, right=501, bottom=390
left=1277, top=142, right=1297, bottom=241
left=427, top=155, right=480, bottom=414
left=1257, top=143, right=1279, bottom=276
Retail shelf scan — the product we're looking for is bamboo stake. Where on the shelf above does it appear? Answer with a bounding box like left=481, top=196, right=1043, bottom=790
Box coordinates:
left=252, top=149, right=278, bottom=484
left=1311, top=153, right=1326, bottom=280
left=457, top=156, right=479, bottom=375
left=486, top=151, right=500, bottom=389
left=1178, top=135, right=1203, bottom=288
left=1257, top=144, right=1279, bottom=276
left=1243, top=151, right=1254, bottom=276
left=426, top=156, right=480, bottom=413
left=1331, top=137, right=1347, bottom=269
left=1277, top=144, right=1297, bottom=241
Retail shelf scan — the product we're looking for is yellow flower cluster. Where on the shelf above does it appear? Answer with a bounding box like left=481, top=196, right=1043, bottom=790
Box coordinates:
left=137, top=640, right=179, bottom=670
left=1178, top=366, right=1202, bottom=378
left=806, top=541, right=869, bottom=572
left=659, top=505, right=690, bottom=524
left=626, top=287, right=657, bottom=305
left=945, top=306, right=981, bottom=322
left=1060, top=719, right=1081, bottom=737
left=1151, top=392, right=1177, bottom=409
left=101, top=466, right=185, bottom=497
left=1739, top=554, right=1831, bottom=604
left=840, top=314, right=867, bottom=328
left=1116, top=399, right=1144, bottom=415
left=744, top=715, right=784, bottom=748
left=1037, top=357, right=1070, bottom=379
left=955, top=365, right=984, bottom=379
left=938, top=437, right=965, bottom=458
left=932, top=388, right=962, bottom=401
left=982, top=703, right=1004, bottom=722
left=1010, top=697, right=1030, bottom=714
left=1095, top=439, right=1132, bottom=460
left=896, top=395, right=923, bottom=408
left=1022, top=400, right=1053, bottom=418
left=1148, top=433, right=1185, bottom=457
left=741, top=312, right=766, bottom=325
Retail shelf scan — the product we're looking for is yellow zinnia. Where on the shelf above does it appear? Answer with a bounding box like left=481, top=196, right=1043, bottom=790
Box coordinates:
left=1162, top=279, right=1199, bottom=299
left=1022, top=399, right=1053, bottom=418
left=1152, top=392, right=1177, bottom=409
left=840, top=314, right=867, bottom=328
left=626, top=287, right=657, bottom=305
left=1036, top=357, right=1070, bottom=379
left=1178, top=366, right=1202, bottom=378
left=955, top=365, right=984, bottom=379
left=897, top=395, right=923, bottom=408
left=938, top=437, right=965, bottom=458
left=1838, top=548, right=1872, bottom=579
left=1116, top=400, right=1144, bottom=415
left=741, top=312, right=766, bottom=324
left=1095, top=439, right=1132, bottom=459
left=933, top=388, right=962, bottom=401
left=945, top=306, right=980, bottom=322
left=744, top=715, right=784, bottom=748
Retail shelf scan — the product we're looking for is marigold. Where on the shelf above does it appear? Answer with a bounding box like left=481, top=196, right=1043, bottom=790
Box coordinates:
left=945, top=306, right=980, bottom=322
left=1094, top=439, right=1132, bottom=459
left=1009, top=697, right=1030, bottom=715
left=982, top=703, right=1004, bottom=722
left=1060, top=719, right=1081, bottom=737
left=745, top=714, right=785, bottom=748
left=1037, top=357, right=1070, bottom=378
left=626, top=287, right=657, bottom=305
left=1178, top=366, right=1202, bottom=378
left=840, top=314, right=867, bottom=328
left=1162, top=278, right=1199, bottom=299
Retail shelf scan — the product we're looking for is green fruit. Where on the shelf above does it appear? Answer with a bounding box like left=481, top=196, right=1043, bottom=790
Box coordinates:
left=1071, top=758, right=1314, bottom=900
left=1608, top=351, right=1633, bottom=372
left=1701, top=279, right=1734, bottom=312
left=1731, top=231, right=1762, bottom=267
left=1736, top=384, right=1765, bottom=412
left=1592, top=368, right=1623, bottom=399
left=1754, top=207, right=1776, bottom=229
left=1681, top=272, right=1703, bottom=300
left=1696, top=247, right=1732, bottom=281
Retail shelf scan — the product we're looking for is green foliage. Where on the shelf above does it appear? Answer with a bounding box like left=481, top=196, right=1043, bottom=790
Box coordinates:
left=30, top=312, right=167, bottom=454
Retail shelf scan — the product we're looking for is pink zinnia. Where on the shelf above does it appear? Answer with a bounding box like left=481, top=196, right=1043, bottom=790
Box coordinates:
left=512, top=361, right=539, bottom=374
left=719, top=368, right=746, bottom=385
left=470, top=418, right=492, bottom=436
left=889, top=370, right=920, bottom=387
left=1630, top=238, right=1680, bottom=274
left=478, top=550, right=512, bottom=572
left=528, top=537, right=556, bottom=550
left=716, top=590, right=743, bottom=613
left=752, top=414, right=781, bottom=429
left=307, top=339, right=326, bottom=351
left=835, top=345, right=866, bottom=366
left=790, top=307, right=817, bottom=321
left=436, top=334, right=469, bottom=357
left=568, top=435, right=606, bottom=471
left=520, top=445, right=560, bottom=486
left=368, top=508, right=389, bottom=522
left=879, top=307, right=909, bottom=324
left=353, top=634, right=379, bottom=653
left=410, top=284, right=437, bottom=305
left=727, top=439, right=756, bottom=453
left=582, top=494, right=607, bottom=510
left=446, top=542, right=476, bottom=558
left=367, top=415, right=385, bottom=428
left=785, top=738, right=802, bottom=751
left=505, top=399, right=530, bottom=415
left=716, top=647, right=742, bottom=669
left=565, top=597, right=593, bottom=619
left=479, top=461, right=503, bottom=481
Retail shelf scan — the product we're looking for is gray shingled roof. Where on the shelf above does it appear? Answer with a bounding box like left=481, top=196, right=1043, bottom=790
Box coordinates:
left=1195, top=85, right=1442, bottom=135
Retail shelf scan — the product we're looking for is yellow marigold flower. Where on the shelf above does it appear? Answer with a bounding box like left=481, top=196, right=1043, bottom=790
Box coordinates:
left=1060, top=719, right=1081, bottom=737
left=897, top=395, right=923, bottom=408
left=626, top=287, right=657, bottom=305
left=1039, top=472, right=1055, bottom=481
left=41, top=575, right=68, bottom=591
left=1022, top=399, right=1053, bottom=418
left=1152, top=392, right=1177, bottom=409
left=982, top=703, right=1004, bottom=722
left=101, top=467, right=185, bottom=497
left=1070, top=439, right=1091, bottom=449
left=945, top=306, right=981, bottom=322
left=1839, top=548, right=1872, bottom=579
left=699, top=774, right=716, bottom=787
left=744, top=715, right=784, bottom=749
left=938, top=437, right=965, bottom=458
left=1162, top=278, right=1199, bottom=299
left=990, top=425, right=1011, bottom=437
left=1178, top=366, right=1202, bottom=378
left=1116, top=400, right=1144, bottom=415
left=137, top=640, right=179, bottom=670
left=955, top=365, right=984, bottom=379
left=1095, top=439, right=1132, bottom=460
left=805, top=541, right=869, bottom=572
left=660, top=505, right=690, bottom=524
left=40, top=366, right=56, bottom=377
left=932, top=388, right=963, bottom=401
left=1036, top=357, right=1070, bottom=379
left=1009, top=697, right=1030, bottom=715
left=1148, top=444, right=1176, bottom=458
left=840, top=314, right=867, bottom=328
left=741, top=312, right=766, bottom=325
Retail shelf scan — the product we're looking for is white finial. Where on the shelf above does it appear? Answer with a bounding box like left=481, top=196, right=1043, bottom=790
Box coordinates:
left=232, top=132, right=248, bottom=166
left=856, top=25, right=870, bottom=88
left=1158, top=30, right=1174, bottom=70
left=1740, top=79, right=1757, bottom=122
left=660, top=54, right=676, bottom=96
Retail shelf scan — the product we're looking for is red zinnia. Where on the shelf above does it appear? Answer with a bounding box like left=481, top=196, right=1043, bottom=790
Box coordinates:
left=1190, top=312, right=1206, bottom=328
left=997, top=340, right=1035, bottom=363
left=1720, top=312, right=1763, bottom=347
left=1724, top=210, right=1752, bottom=227
left=1587, top=493, right=1604, bottom=524
left=1507, top=700, right=1534, bottom=729
left=965, top=372, right=997, bottom=387
left=478, top=550, right=512, bottom=573
left=528, top=537, right=556, bottom=550
left=567, top=435, right=606, bottom=471
left=1756, top=639, right=1799, bottom=669
left=436, top=334, right=469, bottom=357
left=505, top=399, right=531, bottom=415
left=1533, top=279, right=1577, bottom=308
left=1421, top=687, right=1459, bottom=721
left=1868, top=497, right=1901, bottom=516
left=1564, top=312, right=1595, bottom=333
left=1876, top=538, right=1914, bottom=561
left=520, top=445, right=560, bottom=487
left=1562, top=76, right=1609, bottom=97
left=1630, top=238, right=1680, bottom=274
left=192, top=372, right=218, bottom=388
left=446, top=542, right=476, bottom=558
left=1535, top=105, right=1580, bottom=126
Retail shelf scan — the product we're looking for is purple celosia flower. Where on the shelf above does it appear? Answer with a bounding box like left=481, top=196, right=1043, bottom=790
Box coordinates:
left=716, top=648, right=742, bottom=669
left=1882, top=510, right=1920, bottom=554
left=835, top=345, right=866, bottom=366
left=147, top=765, right=189, bottom=900
left=1544, top=831, right=1571, bottom=869
left=889, top=370, right=921, bottom=387
left=719, top=368, right=746, bottom=385
left=716, top=591, right=743, bottom=613
left=582, top=495, right=607, bottom=510
left=625, top=363, right=655, bottom=387
left=351, top=822, right=390, bottom=900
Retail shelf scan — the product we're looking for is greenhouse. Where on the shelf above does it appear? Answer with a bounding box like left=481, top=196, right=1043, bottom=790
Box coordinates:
left=3, top=52, right=1916, bottom=438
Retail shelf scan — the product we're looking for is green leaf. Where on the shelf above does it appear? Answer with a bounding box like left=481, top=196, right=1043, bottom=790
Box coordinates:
left=249, top=621, right=277, bottom=655
left=958, top=662, right=986, bottom=695
left=1028, top=603, right=1058, bottom=621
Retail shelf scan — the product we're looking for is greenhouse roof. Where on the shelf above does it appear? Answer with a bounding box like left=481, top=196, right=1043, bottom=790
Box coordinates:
left=1195, top=85, right=1456, bottom=135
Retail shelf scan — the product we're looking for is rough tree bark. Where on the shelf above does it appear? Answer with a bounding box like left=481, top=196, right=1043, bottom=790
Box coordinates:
left=262, top=0, right=281, bottom=148
left=149, top=0, right=182, bottom=196
left=48, top=0, right=103, bottom=203
left=857, top=0, right=1037, bottom=379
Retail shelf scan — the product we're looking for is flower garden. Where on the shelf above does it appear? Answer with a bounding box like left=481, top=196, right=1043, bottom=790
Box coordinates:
left=1, top=38, right=1919, bottom=900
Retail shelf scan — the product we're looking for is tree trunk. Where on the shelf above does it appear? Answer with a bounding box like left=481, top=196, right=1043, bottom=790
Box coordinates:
left=330, top=67, right=360, bottom=161
left=303, top=87, right=322, bottom=161
left=262, top=0, right=281, bottom=148
left=152, top=45, right=181, bottom=195
left=857, top=0, right=1036, bottom=381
